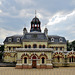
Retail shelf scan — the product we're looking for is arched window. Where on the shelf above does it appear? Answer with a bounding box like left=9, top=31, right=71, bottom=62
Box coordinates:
left=60, top=47, right=62, bottom=50
left=51, top=38, right=54, bottom=42
left=33, top=44, right=37, bottom=48
left=24, top=57, right=27, bottom=63
left=9, top=47, right=11, bottom=50
left=74, top=58, right=75, bottom=62
left=72, top=56, right=73, bottom=62
left=43, top=45, right=45, bottom=48
left=57, top=56, right=60, bottom=62
left=28, top=45, right=31, bottom=48
left=59, top=38, right=63, bottom=42
left=39, top=45, right=41, bottom=48
left=13, top=47, right=15, bottom=50
left=52, top=47, right=54, bottom=49
left=69, top=58, right=71, bottom=62
left=25, top=45, right=27, bottom=48
left=56, top=47, right=58, bottom=50
left=42, top=57, right=45, bottom=64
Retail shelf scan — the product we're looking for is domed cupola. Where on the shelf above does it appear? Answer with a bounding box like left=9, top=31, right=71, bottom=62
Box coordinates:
left=30, top=16, right=41, bottom=32
left=31, top=16, right=41, bottom=24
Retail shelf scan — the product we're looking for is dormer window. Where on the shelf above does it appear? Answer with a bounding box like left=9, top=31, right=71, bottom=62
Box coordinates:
left=51, top=38, right=54, bottom=42
left=8, top=38, right=12, bottom=42
left=17, top=38, right=20, bottom=42
left=59, top=38, right=63, bottom=42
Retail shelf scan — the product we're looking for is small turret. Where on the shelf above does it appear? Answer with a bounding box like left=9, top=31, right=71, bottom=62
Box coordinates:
left=23, top=27, right=27, bottom=35
left=44, top=28, right=48, bottom=36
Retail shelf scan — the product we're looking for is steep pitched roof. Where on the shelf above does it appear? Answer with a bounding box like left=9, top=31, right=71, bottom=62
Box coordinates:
left=22, top=32, right=48, bottom=41
left=4, top=35, right=23, bottom=43
left=48, top=35, right=66, bottom=44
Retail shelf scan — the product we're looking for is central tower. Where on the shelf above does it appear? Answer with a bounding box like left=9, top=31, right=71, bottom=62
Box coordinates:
left=30, top=16, right=41, bottom=32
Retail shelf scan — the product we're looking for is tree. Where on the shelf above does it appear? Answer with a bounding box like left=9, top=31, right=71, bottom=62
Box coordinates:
left=67, top=40, right=71, bottom=51
left=0, top=45, right=4, bottom=60
left=67, top=40, right=75, bottom=51
left=0, top=45, right=4, bottom=52
left=71, top=40, right=75, bottom=51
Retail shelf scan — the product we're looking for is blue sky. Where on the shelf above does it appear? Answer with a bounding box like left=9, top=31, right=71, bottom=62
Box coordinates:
left=0, top=0, right=75, bottom=44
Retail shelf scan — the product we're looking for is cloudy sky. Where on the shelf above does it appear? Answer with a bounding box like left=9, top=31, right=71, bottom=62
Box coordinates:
left=0, top=0, right=75, bottom=44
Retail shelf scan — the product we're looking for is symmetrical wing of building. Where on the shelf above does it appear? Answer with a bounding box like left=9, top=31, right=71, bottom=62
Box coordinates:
left=3, top=16, right=75, bottom=69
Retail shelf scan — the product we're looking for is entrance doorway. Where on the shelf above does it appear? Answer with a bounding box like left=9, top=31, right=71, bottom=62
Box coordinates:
left=32, top=56, right=36, bottom=68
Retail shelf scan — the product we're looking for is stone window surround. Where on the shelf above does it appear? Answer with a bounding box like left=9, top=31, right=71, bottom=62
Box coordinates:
left=59, top=38, right=63, bottom=42
left=8, top=38, right=12, bottom=42
left=51, top=38, right=54, bottom=42
left=17, top=38, right=20, bottom=42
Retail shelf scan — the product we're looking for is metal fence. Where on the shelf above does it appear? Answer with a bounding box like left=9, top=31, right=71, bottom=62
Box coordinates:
left=0, top=67, right=75, bottom=75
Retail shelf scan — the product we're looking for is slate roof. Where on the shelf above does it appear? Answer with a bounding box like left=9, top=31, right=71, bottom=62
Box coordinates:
left=4, top=33, right=67, bottom=44
left=48, top=35, right=66, bottom=44
left=4, top=35, right=23, bottom=43
left=22, top=32, right=48, bottom=41
left=4, top=32, right=48, bottom=43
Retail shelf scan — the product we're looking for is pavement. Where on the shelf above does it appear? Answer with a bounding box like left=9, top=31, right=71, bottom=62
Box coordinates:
left=0, top=67, right=75, bottom=75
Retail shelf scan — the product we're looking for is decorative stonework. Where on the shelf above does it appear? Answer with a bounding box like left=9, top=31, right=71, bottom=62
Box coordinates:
left=4, top=53, right=11, bottom=57
left=21, top=53, right=30, bottom=59
left=53, top=52, right=64, bottom=58
left=38, top=54, right=48, bottom=59
left=30, top=54, right=39, bottom=59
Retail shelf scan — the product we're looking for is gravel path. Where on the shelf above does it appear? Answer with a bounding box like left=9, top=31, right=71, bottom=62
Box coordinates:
left=0, top=67, right=75, bottom=75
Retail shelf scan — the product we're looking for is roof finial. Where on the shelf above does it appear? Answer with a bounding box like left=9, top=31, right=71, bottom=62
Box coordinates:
left=35, top=10, right=36, bottom=17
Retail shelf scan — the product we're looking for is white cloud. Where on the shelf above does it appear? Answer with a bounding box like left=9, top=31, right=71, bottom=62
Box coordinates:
left=15, top=0, right=35, bottom=5
left=0, top=7, right=34, bottom=18
left=0, top=28, right=22, bottom=44
left=37, top=13, right=43, bottom=19
left=0, top=10, right=2, bottom=13
left=71, top=0, right=75, bottom=5
left=0, top=1, right=2, bottom=5
left=47, top=10, right=75, bottom=26
left=18, top=9, right=33, bottom=18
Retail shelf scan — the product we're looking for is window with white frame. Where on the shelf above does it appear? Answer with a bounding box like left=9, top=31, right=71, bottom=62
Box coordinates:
left=17, top=38, right=20, bottom=42
left=59, top=38, right=63, bottom=42
left=8, top=38, right=12, bottom=42
left=51, top=38, right=54, bottom=42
